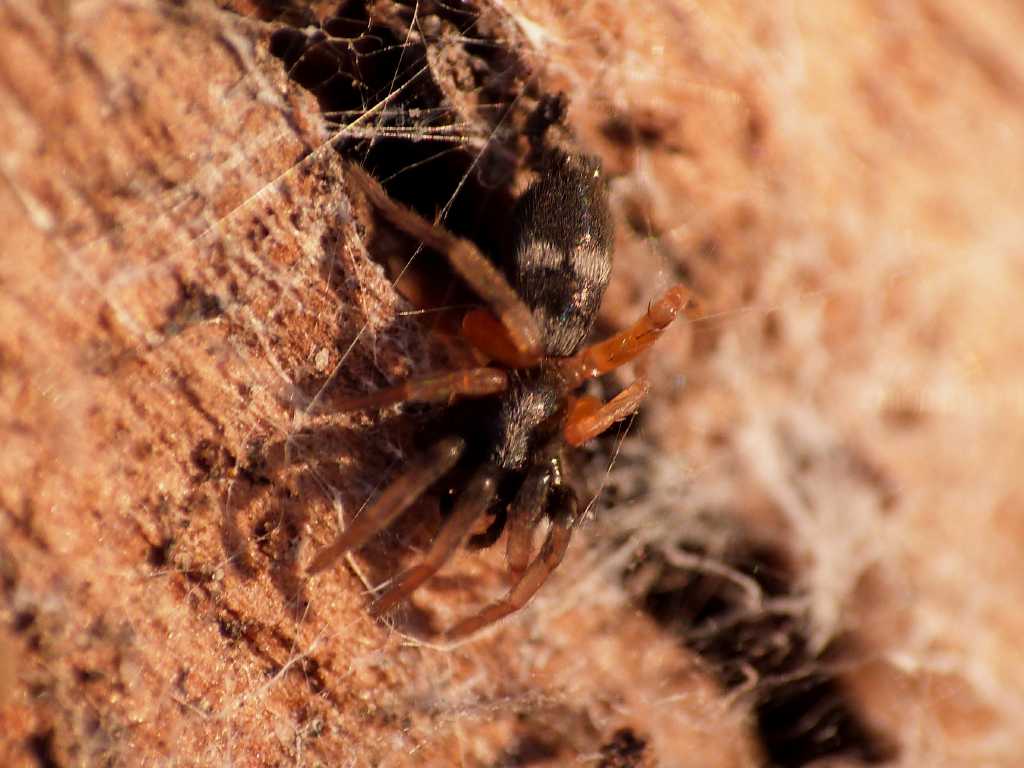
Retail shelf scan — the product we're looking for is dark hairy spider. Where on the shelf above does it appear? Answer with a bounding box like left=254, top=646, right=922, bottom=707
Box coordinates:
left=307, top=151, right=697, bottom=639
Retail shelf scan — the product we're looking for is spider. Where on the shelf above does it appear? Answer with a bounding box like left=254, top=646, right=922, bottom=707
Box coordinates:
left=307, top=152, right=697, bottom=639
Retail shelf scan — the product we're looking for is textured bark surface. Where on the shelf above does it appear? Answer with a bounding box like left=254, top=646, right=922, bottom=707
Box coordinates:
left=2, top=1, right=1023, bottom=766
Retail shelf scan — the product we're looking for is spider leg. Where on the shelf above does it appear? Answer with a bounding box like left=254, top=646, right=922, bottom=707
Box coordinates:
left=336, top=367, right=507, bottom=411
left=345, top=163, right=544, bottom=361
left=505, top=462, right=553, bottom=575
left=564, top=378, right=650, bottom=446
left=306, top=437, right=465, bottom=576
left=460, top=308, right=541, bottom=368
left=372, top=463, right=500, bottom=616
left=558, top=284, right=700, bottom=388
left=446, top=485, right=581, bottom=640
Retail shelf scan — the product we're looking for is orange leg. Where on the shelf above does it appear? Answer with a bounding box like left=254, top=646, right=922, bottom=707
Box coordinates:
left=558, top=284, right=700, bottom=389
left=445, top=487, right=580, bottom=640
left=336, top=367, right=507, bottom=411
left=372, top=464, right=499, bottom=615
left=460, top=309, right=541, bottom=369
left=346, top=163, right=544, bottom=361
left=306, top=437, right=465, bottom=576
left=563, top=379, right=650, bottom=446
left=565, top=393, right=601, bottom=426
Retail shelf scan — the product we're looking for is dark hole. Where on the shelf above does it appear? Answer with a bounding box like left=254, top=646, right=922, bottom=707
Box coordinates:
left=27, top=729, right=60, bottom=768
left=598, top=727, right=648, bottom=768
left=267, top=0, right=546, bottom=283
left=632, top=540, right=895, bottom=767
left=216, top=615, right=244, bottom=641
left=12, top=609, right=36, bottom=633
left=74, top=667, right=103, bottom=684
left=147, top=539, right=172, bottom=569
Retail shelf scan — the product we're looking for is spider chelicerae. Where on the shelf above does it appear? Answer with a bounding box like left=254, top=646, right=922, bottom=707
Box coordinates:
left=308, top=151, right=697, bottom=639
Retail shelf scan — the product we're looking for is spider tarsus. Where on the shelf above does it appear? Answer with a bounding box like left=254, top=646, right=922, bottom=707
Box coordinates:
left=649, top=284, right=694, bottom=327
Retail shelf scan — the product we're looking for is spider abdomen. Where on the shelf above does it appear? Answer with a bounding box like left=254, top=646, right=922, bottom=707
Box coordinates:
left=510, top=153, right=614, bottom=357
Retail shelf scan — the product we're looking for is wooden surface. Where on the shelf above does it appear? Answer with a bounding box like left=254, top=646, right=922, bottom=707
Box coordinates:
left=2, top=1, right=1023, bottom=765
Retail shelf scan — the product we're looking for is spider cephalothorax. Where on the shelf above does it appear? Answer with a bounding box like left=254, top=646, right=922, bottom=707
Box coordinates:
left=308, top=152, right=697, bottom=639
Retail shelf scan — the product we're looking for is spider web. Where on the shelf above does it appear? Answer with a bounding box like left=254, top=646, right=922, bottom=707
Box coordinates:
left=2, top=0, right=1024, bottom=766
